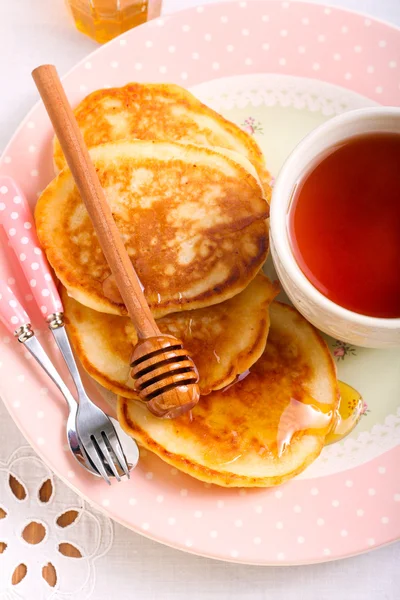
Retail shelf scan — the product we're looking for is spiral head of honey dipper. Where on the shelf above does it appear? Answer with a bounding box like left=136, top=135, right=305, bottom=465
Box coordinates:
left=130, top=335, right=200, bottom=418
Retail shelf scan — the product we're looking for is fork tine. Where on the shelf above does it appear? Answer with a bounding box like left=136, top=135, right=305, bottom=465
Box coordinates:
left=106, top=429, right=130, bottom=479
left=82, top=439, right=111, bottom=485
left=95, top=434, right=121, bottom=481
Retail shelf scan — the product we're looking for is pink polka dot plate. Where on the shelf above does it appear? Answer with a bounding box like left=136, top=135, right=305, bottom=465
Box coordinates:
left=0, top=1, right=399, bottom=565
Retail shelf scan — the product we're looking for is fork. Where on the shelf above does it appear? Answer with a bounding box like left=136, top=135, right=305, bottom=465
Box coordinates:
left=0, top=175, right=130, bottom=484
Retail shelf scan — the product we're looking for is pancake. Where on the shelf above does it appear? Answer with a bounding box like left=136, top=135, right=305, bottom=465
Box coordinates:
left=63, top=273, right=279, bottom=398
left=53, top=82, right=271, bottom=202
left=118, top=302, right=339, bottom=487
left=36, top=140, right=269, bottom=318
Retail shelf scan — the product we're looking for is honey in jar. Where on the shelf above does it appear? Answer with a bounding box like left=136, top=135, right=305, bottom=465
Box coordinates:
left=65, top=0, right=162, bottom=44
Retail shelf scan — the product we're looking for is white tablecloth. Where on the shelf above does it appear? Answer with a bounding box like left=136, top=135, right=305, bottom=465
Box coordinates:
left=0, top=1, right=399, bottom=598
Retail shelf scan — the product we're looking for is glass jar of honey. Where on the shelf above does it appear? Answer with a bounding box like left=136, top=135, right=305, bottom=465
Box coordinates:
left=65, top=0, right=163, bottom=44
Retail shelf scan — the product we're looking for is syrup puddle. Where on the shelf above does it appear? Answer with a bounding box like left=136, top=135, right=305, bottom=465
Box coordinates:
left=325, top=381, right=364, bottom=445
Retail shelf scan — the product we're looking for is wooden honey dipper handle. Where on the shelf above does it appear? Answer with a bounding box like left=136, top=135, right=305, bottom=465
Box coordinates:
left=32, top=64, right=159, bottom=339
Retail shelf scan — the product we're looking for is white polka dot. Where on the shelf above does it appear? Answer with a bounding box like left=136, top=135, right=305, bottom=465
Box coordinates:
left=381, top=517, right=389, bottom=524
left=275, top=490, right=283, bottom=499
left=182, top=24, right=190, bottom=32
left=159, top=65, right=167, bottom=73
left=389, top=60, right=397, bottom=68
left=34, top=248, right=42, bottom=255
left=37, top=410, right=44, bottom=419
left=25, top=294, right=33, bottom=302
left=142, top=522, right=150, bottom=531
left=324, top=7, right=331, bottom=14
left=41, top=306, right=48, bottom=314
left=0, top=185, right=8, bottom=195
left=11, top=316, right=19, bottom=325
left=375, top=86, right=383, bottom=94
left=220, top=15, right=228, bottom=23
left=3, top=336, right=11, bottom=344
left=332, top=500, right=340, bottom=507
left=67, top=470, right=75, bottom=479
left=135, top=62, right=143, bottom=70
left=27, top=121, right=35, bottom=129
left=301, top=17, right=309, bottom=25
left=168, top=45, right=176, bottom=53
left=9, top=299, right=17, bottom=308
left=234, top=519, right=243, bottom=528
left=344, top=72, right=352, bottom=80
left=317, top=518, right=325, bottom=526
left=168, top=517, right=176, bottom=525
left=0, top=203, right=5, bottom=211
left=345, top=480, right=353, bottom=488
left=180, top=72, right=188, bottom=80
left=323, top=548, right=331, bottom=556
left=4, top=156, right=11, bottom=163
left=357, top=509, right=364, bottom=517
left=282, top=1, right=290, bottom=7
left=255, top=505, right=263, bottom=514
left=119, top=39, right=127, bottom=46
left=13, top=400, right=21, bottom=408
left=10, top=212, right=18, bottom=220
left=294, top=505, right=302, bottom=513
left=180, top=488, right=188, bottom=497
left=210, top=530, right=218, bottom=538
left=194, top=511, right=202, bottom=519
left=367, top=65, right=375, bottom=73
left=297, top=536, right=305, bottom=544
left=31, top=170, right=38, bottom=178
left=21, top=237, right=29, bottom=244
left=318, top=34, right=326, bottom=42
left=378, top=40, right=387, bottom=47
left=238, top=489, right=247, bottom=497
left=262, top=15, right=269, bottom=22
left=368, top=488, right=376, bottom=496
left=394, top=494, right=400, bottom=502
left=185, top=540, right=193, bottom=548
left=242, top=28, right=249, bottom=36
left=298, top=46, right=306, bottom=54
left=312, top=63, right=320, bottom=71
left=354, top=45, right=362, bottom=53
left=44, top=273, right=51, bottom=281
left=79, top=84, right=87, bottom=92
left=310, top=487, right=319, bottom=496
left=8, top=228, right=16, bottom=236
left=340, top=529, right=348, bottom=537
left=277, top=552, right=285, bottom=560
left=84, top=61, right=92, bottom=69
left=129, top=497, right=137, bottom=506
left=196, top=5, right=204, bottom=11
left=156, top=495, right=164, bottom=503
left=217, top=500, right=224, bottom=508
left=31, top=262, right=39, bottom=271
left=280, top=29, right=288, bottom=37
left=279, top=58, right=286, bottom=66
left=41, top=290, right=50, bottom=297
left=262, top=43, right=270, bottom=51
left=239, top=1, right=247, bottom=6
left=230, top=550, right=238, bottom=558
left=204, top=33, right=212, bottom=41
left=226, top=44, right=234, bottom=52
left=276, top=521, right=283, bottom=529
left=145, top=40, right=153, bottom=47
left=364, top=18, right=371, bottom=26
left=37, top=437, right=45, bottom=446
left=367, top=538, right=375, bottom=546
left=245, top=58, right=253, bottom=66
left=13, top=196, right=21, bottom=204
left=102, top=498, right=110, bottom=507
left=110, top=61, right=119, bottom=68
left=253, top=537, right=262, bottom=545
left=212, top=62, right=220, bottom=70
left=341, top=26, right=349, bottom=33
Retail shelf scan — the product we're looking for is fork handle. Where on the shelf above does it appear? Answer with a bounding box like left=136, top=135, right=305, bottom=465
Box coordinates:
left=0, top=175, right=63, bottom=319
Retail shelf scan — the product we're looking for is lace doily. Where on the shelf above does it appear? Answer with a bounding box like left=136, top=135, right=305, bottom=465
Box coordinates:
left=0, top=445, right=113, bottom=599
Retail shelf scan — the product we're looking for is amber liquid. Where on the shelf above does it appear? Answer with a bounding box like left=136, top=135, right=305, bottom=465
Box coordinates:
left=288, top=133, right=400, bottom=318
left=66, top=0, right=162, bottom=44
left=325, top=381, right=364, bottom=445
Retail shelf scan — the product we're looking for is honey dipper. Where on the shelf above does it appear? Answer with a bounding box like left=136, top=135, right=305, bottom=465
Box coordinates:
left=32, top=65, right=200, bottom=419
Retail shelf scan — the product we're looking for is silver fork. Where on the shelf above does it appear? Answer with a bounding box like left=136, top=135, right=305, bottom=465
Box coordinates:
left=49, top=316, right=130, bottom=485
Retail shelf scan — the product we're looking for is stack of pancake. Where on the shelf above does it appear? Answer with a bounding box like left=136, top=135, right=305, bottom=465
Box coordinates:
left=36, top=83, right=339, bottom=487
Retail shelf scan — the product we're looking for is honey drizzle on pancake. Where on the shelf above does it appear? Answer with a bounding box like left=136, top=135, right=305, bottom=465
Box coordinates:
left=325, top=381, right=364, bottom=445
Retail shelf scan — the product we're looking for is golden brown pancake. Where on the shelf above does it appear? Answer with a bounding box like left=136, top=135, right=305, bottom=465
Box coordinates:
left=53, top=82, right=271, bottom=202
left=36, top=140, right=269, bottom=318
left=118, top=302, right=339, bottom=487
left=63, top=274, right=279, bottom=398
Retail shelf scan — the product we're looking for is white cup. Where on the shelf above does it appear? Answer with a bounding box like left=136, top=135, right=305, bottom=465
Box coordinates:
left=270, top=107, right=400, bottom=348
